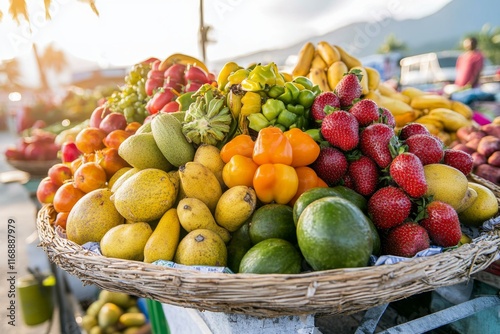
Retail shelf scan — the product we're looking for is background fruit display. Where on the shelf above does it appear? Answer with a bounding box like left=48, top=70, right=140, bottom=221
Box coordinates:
left=34, top=47, right=500, bottom=278
left=81, top=290, right=148, bottom=334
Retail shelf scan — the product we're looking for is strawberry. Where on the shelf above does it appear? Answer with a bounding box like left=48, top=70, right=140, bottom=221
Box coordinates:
left=378, top=107, right=396, bottom=128
left=367, top=186, right=412, bottom=230
left=419, top=200, right=462, bottom=248
left=321, top=110, right=359, bottom=152
left=348, top=155, right=379, bottom=196
left=383, top=222, right=430, bottom=257
left=359, top=123, right=396, bottom=168
left=349, top=99, right=379, bottom=127
left=443, top=149, right=473, bottom=175
left=389, top=152, right=428, bottom=198
left=399, top=123, right=430, bottom=140
left=405, top=134, right=444, bottom=165
left=334, top=70, right=362, bottom=107
left=311, top=91, right=341, bottom=122
left=311, top=146, right=348, bottom=186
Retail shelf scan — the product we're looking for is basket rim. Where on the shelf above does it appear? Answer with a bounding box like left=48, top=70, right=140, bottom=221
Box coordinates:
left=37, top=203, right=500, bottom=317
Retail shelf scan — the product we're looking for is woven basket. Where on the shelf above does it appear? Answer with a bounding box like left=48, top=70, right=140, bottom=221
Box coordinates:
left=37, top=202, right=500, bottom=318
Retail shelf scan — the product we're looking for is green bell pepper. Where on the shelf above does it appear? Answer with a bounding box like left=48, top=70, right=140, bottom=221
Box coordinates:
left=284, top=82, right=300, bottom=103
left=247, top=113, right=271, bottom=132
left=297, top=89, right=316, bottom=109
left=267, top=85, right=285, bottom=99
left=276, top=109, right=297, bottom=128
left=286, top=104, right=305, bottom=116
left=293, top=76, right=314, bottom=90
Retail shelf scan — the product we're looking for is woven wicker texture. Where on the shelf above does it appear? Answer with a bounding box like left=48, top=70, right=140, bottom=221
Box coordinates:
left=37, top=200, right=500, bottom=318
left=7, top=159, right=61, bottom=178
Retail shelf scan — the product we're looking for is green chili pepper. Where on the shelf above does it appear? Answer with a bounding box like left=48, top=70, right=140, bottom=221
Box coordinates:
left=284, top=82, right=300, bottom=103
left=298, top=89, right=316, bottom=109
left=247, top=113, right=271, bottom=132
left=293, top=76, right=314, bottom=90
left=277, top=87, right=293, bottom=104
left=286, top=104, right=305, bottom=116
left=277, top=109, right=297, bottom=128
left=305, top=128, right=322, bottom=142
left=262, top=98, right=286, bottom=121
left=267, top=85, right=285, bottom=98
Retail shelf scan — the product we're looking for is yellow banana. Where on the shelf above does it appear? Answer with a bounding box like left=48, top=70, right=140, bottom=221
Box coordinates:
left=292, top=42, right=315, bottom=77
left=327, top=61, right=348, bottom=91
left=428, top=108, right=471, bottom=132
left=363, top=90, right=381, bottom=104
left=377, top=95, right=413, bottom=115
left=401, top=86, right=427, bottom=99
left=451, top=100, right=473, bottom=120
left=378, top=83, right=411, bottom=104
left=311, top=51, right=328, bottom=71
left=365, top=66, right=381, bottom=91
left=333, top=45, right=362, bottom=69
left=414, top=114, right=445, bottom=131
left=393, top=110, right=421, bottom=128
left=308, top=67, right=330, bottom=93
left=351, top=66, right=369, bottom=95
left=280, top=71, right=293, bottom=82
left=217, top=61, right=242, bottom=91
left=159, top=53, right=209, bottom=73
left=410, top=94, right=452, bottom=110
left=316, top=41, right=341, bottom=66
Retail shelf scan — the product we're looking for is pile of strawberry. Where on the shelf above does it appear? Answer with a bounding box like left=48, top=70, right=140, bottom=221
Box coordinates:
left=309, top=70, right=474, bottom=258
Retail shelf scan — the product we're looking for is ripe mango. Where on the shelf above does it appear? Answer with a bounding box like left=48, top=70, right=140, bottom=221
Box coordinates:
left=100, top=223, right=153, bottom=261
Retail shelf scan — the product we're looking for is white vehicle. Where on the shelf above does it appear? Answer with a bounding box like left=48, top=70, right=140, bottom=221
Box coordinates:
left=399, top=51, right=498, bottom=88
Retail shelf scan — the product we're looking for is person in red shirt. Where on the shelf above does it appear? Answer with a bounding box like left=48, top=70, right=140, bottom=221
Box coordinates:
left=454, top=37, right=484, bottom=88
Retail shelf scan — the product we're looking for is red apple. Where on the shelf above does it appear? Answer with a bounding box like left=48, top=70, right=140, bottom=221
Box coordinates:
left=4, top=146, right=24, bottom=160
left=61, top=142, right=81, bottom=163
left=48, top=163, right=72, bottom=186
left=36, top=177, right=60, bottom=204
left=24, top=142, right=47, bottom=160
left=99, top=113, right=128, bottom=134
left=89, top=106, right=112, bottom=128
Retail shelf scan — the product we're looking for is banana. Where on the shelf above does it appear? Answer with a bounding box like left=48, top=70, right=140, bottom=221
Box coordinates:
left=414, top=114, right=445, bottom=129
left=365, top=66, right=381, bottom=91
left=292, top=42, right=315, bottom=77
left=333, top=44, right=362, bottom=69
left=428, top=108, right=471, bottom=132
left=401, top=86, right=427, bottom=99
left=308, top=67, right=330, bottom=92
left=351, top=66, right=369, bottom=95
left=193, top=144, right=226, bottom=189
left=393, top=110, right=421, bottom=128
left=310, top=51, right=328, bottom=70
left=377, top=95, right=413, bottom=115
left=217, top=61, right=242, bottom=91
left=215, top=185, right=257, bottom=232
left=378, top=83, right=411, bottom=104
left=177, top=197, right=231, bottom=243
left=410, top=94, right=452, bottom=110
left=159, top=53, right=209, bottom=73
left=316, top=41, right=341, bottom=66
left=363, top=89, right=381, bottom=104
left=451, top=100, right=474, bottom=120
left=178, top=161, right=223, bottom=213
left=327, top=60, right=348, bottom=91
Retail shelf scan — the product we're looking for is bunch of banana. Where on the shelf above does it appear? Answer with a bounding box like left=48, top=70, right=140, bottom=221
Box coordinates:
left=292, top=41, right=376, bottom=93
left=216, top=61, right=320, bottom=136
left=374, top=83, right=474, bottom=144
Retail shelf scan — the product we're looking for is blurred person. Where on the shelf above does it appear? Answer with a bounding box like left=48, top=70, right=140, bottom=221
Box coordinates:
left=454, top=37, right=484, bottom=88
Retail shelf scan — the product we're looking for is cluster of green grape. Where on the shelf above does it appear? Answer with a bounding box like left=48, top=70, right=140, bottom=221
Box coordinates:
left=105, top=62, right=152, bottom=123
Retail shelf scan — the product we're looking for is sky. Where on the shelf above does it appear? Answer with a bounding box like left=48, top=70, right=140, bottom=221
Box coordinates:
left=0, top=0, right=453, bottom=88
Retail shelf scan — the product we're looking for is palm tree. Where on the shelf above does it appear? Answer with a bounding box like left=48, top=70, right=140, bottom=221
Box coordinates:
left=0, top=59, right=22, bottom=90
left=377, top=33, right=408, bottom=54
left=463, top=24, right=500, bottom=65
left=0, top=0, right=97, bottom=91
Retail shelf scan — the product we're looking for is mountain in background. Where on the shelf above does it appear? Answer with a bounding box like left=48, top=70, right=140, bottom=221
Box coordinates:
left=210, top=0, right=500, bottom=70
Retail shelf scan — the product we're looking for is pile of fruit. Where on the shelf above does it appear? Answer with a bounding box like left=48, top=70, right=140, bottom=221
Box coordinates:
left=36, top=47, right=499, bottom=276
left=81, top=290, right=147, bottom=334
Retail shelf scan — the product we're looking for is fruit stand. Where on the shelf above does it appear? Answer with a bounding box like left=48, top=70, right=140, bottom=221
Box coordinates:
left=6, top=41, right=500, bottom=333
